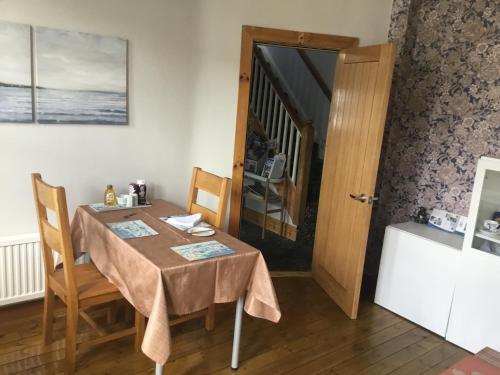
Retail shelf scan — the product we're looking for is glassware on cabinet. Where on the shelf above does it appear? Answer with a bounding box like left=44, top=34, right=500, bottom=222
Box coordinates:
left=470, top=168, right=500, bottom=256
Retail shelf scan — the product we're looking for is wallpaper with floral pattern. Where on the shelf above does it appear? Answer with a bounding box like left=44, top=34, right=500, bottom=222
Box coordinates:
left=365, top=0, right=500, bottom=277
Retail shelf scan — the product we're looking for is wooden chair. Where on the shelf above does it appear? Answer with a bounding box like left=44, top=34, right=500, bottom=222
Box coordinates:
left=186, top=167, right=231, bottom=230
left=168, top=167, right=231, bottom=331
left=31, top=173, right=145, bottom=373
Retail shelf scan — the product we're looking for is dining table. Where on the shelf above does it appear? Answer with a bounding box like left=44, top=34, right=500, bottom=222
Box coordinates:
left=70, top=199, right=281, bottom=374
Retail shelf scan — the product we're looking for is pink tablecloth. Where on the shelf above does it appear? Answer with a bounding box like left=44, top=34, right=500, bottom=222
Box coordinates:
left=71, top=199, right=281, bottom=365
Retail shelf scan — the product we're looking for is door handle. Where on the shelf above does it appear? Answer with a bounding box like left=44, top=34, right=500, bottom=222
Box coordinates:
left=349, top=194, right=379, bottom=204
left=349, top=193, right=367, bottom=202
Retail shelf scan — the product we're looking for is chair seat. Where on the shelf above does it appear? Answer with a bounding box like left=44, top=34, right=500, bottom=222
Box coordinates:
left=51, top=263, right=120, bottom=301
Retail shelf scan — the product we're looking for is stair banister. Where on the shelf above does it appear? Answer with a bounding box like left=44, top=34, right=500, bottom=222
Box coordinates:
left=253, top=47, right=307, bottom=133
left=249, top=46, right=315, bottom=225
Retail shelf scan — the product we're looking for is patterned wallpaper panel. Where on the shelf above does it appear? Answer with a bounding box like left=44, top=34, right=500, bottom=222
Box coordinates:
left=365, top=0, right=500, bottom=276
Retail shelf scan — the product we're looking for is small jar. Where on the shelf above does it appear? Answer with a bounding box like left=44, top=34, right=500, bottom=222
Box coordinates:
left=104, top=185, right=116, bottom=206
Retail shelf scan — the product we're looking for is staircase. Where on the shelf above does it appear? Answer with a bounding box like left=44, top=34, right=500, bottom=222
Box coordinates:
left=246, top=46, right=314, bottom=230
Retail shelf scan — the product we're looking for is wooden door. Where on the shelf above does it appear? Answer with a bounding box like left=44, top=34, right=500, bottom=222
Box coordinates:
left=312, top=44, right=396, bottom=319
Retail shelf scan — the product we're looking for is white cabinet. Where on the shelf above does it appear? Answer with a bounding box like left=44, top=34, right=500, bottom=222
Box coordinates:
left=446, top=157, right=500, bottom=353
left=375, top=157, right=500, bottom=352
left=375, top=222, right=463, bottom=336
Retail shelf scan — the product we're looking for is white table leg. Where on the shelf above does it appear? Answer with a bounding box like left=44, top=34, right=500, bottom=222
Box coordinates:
left=155, top=362, right=163, bottom=375
left=231, top=295, right=245, bottom=370
left=155, top=296, right=244, bottom=373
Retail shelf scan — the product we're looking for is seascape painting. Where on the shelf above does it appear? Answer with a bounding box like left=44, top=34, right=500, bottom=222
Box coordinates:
left=35, top=27, right=128, bottom=125
left=0, top=21, right=33, bottom=123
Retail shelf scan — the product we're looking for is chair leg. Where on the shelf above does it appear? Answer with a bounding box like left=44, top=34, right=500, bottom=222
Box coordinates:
left=205, top=304, right=215, bottom=331
left=106, top=301, right=118, bottom=325
left=65, top=303, right=79, bottom=374
left=135, top=310, right=146, bottom=352
left=42, top=288, right=55, bottom=345
left=124, top=303, right=134, bottom=324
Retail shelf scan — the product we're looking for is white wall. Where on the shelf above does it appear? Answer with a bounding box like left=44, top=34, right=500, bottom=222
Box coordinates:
left=0, top=0, right=393, bottom=237
left=0, top=0, right=201, bottom=237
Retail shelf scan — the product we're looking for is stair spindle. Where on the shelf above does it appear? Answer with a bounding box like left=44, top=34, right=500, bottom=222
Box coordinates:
left=256, top=64, right=264, bottom=119
left=271, top=95, right=279, bottom=141
left=265, top=88, right=274, bottom=135
left=282, top=113, right=290, bottom=155
left=251, top=58, right=259, bottom=111
left=292, top=133, right=301, bottom=184
left=261, top=78, right=269, bottom=124
left=276, top=104, right=284, bottom=150
left=287, top=123, right=295, bottom=176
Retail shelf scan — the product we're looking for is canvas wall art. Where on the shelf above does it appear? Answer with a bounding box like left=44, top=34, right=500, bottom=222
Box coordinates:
left=0, top=20, right=33, bottom=123
left=34, top=27, right=128, bottom=125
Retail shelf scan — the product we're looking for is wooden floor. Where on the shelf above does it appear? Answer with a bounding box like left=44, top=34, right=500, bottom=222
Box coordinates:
left=0, top=277, right=468, bottom=374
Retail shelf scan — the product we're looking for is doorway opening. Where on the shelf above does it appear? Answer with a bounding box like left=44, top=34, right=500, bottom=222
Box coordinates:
left=238, top=43, right=338, bottom=271
left=228, top=27, right=359, bottom=241
left=229, top=26, right=395, bottom=319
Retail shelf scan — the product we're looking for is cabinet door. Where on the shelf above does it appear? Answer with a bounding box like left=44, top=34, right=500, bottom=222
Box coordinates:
left=462, top=157, right=500, bottom=257
left=446, top=249, right=500, bottom=352
left=446, top=157, right=500, bottom=352
left=375, top=225, right=460, bottom=336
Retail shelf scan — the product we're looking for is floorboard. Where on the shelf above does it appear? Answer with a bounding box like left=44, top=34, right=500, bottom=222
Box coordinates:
left=0, top=278, right=468, bottom=374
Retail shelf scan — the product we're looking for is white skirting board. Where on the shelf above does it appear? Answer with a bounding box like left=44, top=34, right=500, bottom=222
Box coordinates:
left=0, top=233, right=89, bottom=306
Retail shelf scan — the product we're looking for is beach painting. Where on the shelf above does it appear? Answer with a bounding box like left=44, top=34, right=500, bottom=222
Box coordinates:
left=0, top=21, right=33, bottom=123
left=34, top=27, right=128, bottom=125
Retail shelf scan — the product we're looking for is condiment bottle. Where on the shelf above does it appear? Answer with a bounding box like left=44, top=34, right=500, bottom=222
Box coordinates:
left=137, top=179, right=147, bottom=205
left=104, top=184, right=117, bottom=206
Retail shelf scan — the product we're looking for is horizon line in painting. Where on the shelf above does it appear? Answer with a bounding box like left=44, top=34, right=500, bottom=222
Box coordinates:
left=0, top=20, right=34, bottom=123
left=34, top=26, right=128, bottom=125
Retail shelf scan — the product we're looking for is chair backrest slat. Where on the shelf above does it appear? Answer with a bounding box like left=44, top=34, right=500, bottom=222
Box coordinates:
left=190, top=203, right=217, bottom=226
left=36, top=179, right=59, bottom=211
left=41, top=219, right=63, bottom=255
left=186, top=167, right=231, bottom=230
left=31, top=173, right=77, bottom=298
left=194, top=171, right=223, bottom=196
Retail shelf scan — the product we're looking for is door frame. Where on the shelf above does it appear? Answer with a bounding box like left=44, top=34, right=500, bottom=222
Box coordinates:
left=228, top=25, right=359, bottom=237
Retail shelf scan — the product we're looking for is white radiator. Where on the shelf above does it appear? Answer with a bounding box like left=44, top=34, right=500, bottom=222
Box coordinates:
left=0, top=233, right=90, bottom=306
left=0, top=233, right=44, bottom=306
